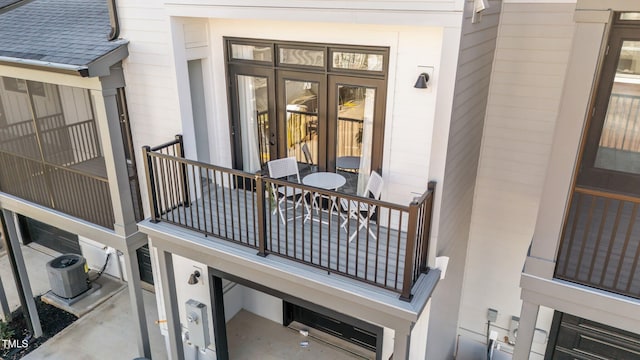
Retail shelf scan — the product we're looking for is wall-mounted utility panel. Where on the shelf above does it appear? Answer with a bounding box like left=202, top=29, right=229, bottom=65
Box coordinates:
left=185, top=299, right=210, bottom=348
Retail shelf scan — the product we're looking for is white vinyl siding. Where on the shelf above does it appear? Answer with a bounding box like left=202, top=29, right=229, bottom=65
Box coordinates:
left=118, top=0, right=183, bottom=218
left=458, top=2, right=575, bottom=353
left=426, top=1, right=502, bottom=359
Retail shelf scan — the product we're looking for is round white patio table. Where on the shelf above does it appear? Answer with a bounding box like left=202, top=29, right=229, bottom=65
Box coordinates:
left=302, top=172, right=346, bottom=190
left=302, top=172, right=346, bottom=222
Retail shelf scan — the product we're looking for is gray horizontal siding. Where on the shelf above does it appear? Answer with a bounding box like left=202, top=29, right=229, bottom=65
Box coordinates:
left=427, top=1, right=502, bottom=359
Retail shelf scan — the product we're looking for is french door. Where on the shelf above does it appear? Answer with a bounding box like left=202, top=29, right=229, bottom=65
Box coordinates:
left=226, top=39, right=389, bottom=193
left=231, top=70, right=386, bottom=190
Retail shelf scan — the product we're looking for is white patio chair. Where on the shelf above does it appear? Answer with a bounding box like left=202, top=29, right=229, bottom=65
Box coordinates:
left=340, top=171, right=384, bottom=242
left=301, top=142, right=316, bottom=173
left=267, top=157, right=308, bottom=224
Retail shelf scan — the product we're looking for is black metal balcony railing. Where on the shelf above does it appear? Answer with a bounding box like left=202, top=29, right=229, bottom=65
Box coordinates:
left=143, top=136, right=435, bottom=301
left=556, top=187, right=640, bottom=299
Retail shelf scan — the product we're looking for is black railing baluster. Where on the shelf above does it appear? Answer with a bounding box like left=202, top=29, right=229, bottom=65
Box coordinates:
left=256, top=173, right=267, bottom=257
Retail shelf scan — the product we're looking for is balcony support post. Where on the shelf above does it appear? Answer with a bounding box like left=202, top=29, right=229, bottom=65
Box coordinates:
left=513, top=300, right=540, bottom=360
left=400, top=201, right=419, bottom=301
left=122, top=233, right=152, bottom=359
left=0, top=209, right=42, bottom=337
left=392, top=325, right=412, bottom=360
left=420, top=181, right=436, bottom=273
left=157, top=248, right=185, bottom=360
left=142, top=146, right=159, bottom=223
left=0, top=271, right=9, bottom=322
left=175, top=135, right=190, bottom=208
left=256, top=172, right=268, bottom=257
left=93, top=67, right=136, bottom=236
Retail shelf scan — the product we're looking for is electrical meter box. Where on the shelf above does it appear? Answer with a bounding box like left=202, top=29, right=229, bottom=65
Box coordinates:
left=185, top=299, right=210, bottom=348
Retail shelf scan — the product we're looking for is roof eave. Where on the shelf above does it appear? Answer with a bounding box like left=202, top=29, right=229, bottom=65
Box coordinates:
left=0, top=56, right=89, bottom=76
left=0, top=42, right=129, bottom=78
left=86, top=43, right=129, bottom=78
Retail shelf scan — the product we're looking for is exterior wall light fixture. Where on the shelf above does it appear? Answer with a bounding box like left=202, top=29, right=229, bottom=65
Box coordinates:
left=187, top=270, right=201, bottom=285
left=414, top=73, right=430, bottom=89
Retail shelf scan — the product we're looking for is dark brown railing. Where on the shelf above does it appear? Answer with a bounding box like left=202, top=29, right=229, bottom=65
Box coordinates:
left=0, top=151, right=114, bottom=229
left=143, top=136, right=435, bottom=301
left=556, top=187, right=640, bottom=299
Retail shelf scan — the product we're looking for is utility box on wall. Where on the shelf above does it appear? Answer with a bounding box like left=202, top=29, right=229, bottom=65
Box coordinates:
left=185, top=299, right=210, bottom=349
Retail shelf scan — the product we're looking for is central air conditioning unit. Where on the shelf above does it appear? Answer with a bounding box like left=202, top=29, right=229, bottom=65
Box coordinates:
left=46, top=254, right=89, bottom=299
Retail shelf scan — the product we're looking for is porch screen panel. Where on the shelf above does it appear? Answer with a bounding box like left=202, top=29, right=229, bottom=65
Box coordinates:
left=594, top=40, right=640, bottom=175
left=556, top=25, right=640, bottom=298
left=0, top=77, right=39, bottom=159
left=29, top=82, right=101, bottom=167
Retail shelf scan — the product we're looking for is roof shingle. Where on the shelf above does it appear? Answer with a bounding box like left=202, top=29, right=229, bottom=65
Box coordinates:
left=0, top=0, right=127, bottom=66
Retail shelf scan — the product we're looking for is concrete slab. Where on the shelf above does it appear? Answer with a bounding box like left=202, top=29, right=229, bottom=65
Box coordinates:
left=287, top=321, right=374, bottom=359
left=23, top=288, right=168, bottom=360
left=227, top=310, right=365, bottom=360
left=41, top=273, right=126, bottom=318
left=456, top=336, right=512, bottom=360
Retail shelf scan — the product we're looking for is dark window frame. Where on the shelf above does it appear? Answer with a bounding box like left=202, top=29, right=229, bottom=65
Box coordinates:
left=616, top=12, right=640, bottom=25
left=577, top=25, right=640, bottom=197
left=224, top=37, right=389, bottom=173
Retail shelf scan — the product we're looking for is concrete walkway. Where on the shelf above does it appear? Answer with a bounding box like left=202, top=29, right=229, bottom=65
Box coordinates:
left=0, top=244, right=167, bottom=360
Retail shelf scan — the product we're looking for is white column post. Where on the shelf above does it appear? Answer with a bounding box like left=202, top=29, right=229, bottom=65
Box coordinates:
left=0, top=209, right=42, bottom=337
left=393, top=325, right=411, bottom=360
left=513, top=300, right=540, bottom=360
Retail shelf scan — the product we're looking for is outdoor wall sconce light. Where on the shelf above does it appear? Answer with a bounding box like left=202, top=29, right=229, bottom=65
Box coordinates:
left=414, top=73, right=430, bottom=89
left=187, top=270, right=201, bottom=285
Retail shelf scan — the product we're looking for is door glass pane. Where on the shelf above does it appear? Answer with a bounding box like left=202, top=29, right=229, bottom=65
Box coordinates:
left=595, top=41, right=640, bottom=174
left=285, top=80, right=318, bottom=168
left=237, top=75, right=269, bottom=172
left=337, top=85, right=375, bottom=194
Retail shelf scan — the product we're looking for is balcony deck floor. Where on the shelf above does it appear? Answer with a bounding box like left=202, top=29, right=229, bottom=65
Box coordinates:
left=157, top=183, right=410, bottom=292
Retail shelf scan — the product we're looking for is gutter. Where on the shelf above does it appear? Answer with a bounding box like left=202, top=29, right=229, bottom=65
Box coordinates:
left=0, top=56, right=89, bottom=77
left=107, top=0, right=120, bottom=41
